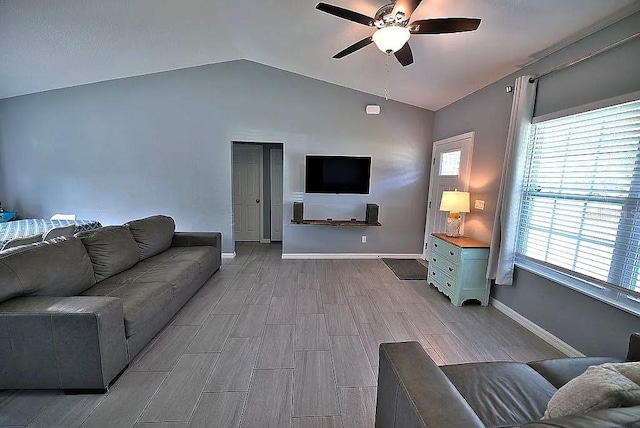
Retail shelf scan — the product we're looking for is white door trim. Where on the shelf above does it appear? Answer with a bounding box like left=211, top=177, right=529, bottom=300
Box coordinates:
left=423, top=131, right=475, bottom=259
left=270, top=148, right=283, bottom=242
left=258, top=145, right=264, bottom=242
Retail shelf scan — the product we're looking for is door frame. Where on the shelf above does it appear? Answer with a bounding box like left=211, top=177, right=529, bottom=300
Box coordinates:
left=270, top=148, right=284, bottom=242
left=231, top=142, right=264, bottom=243
left=422, top=131, right=475, bottom=259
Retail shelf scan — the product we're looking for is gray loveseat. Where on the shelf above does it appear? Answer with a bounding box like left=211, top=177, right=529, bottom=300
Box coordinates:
left=376, top=334, right=640, bottom=427
left=0, top=215, right=221, bottom=391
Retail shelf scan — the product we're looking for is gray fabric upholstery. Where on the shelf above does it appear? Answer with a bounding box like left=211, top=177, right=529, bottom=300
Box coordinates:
left=0, top=296, right=128, bottom=389
left=172, top=232, right=221, bottom=248
left=376, top=341, right=484, bottom=428
left=172, top=268, right=214, bottom=313
left=523, top=406, right=640, bottom=427
left=0, top=217, right=222, bottom=390
left=141, top=261, right=199, bottom=295
left=126, top=215, right=175, bottom=260
left=83, top=281, right=172, bottom=338
left=441, top=362, right=557, bottom=427
left=126, top=303, right=174, bottom=360
left=527, top=357, right=624, bottom=389
left=150, top=247, right=220, bottom=275
left=0, top=238, right=95, bottom=301
left=80, top=226, right=140, bottom=282
left=89, top=248, right=211, bottom=287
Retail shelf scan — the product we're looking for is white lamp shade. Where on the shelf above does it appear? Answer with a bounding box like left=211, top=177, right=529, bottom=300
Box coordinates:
left=372, top=26, right=411, bottom=53
left=440, top=190, right=470, bottom=213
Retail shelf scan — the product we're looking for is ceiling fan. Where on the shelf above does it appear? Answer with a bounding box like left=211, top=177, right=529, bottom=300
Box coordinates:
left=316, top=0, right=481, bottom=66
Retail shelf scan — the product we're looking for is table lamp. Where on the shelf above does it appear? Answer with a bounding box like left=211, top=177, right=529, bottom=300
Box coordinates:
left=439, top=190, right=470, bottom=237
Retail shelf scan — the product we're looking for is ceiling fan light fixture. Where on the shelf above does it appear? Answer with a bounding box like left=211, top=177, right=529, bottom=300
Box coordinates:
left=372, top=26, right=410, bottom=53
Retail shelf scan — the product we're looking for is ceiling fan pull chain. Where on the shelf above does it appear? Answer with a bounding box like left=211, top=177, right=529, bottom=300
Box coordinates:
left=384, top=52, right=390, bottom=101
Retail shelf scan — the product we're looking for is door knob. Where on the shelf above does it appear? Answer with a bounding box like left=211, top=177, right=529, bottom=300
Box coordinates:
left=256, top=199, right=260, bottom=203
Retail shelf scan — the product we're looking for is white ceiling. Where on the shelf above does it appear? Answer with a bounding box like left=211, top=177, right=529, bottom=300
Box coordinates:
left=0, top=0, right=638, bottom=110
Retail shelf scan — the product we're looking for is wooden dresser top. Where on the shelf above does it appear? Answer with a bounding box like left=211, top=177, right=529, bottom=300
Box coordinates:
left=432, top=233, right=489, bottom=249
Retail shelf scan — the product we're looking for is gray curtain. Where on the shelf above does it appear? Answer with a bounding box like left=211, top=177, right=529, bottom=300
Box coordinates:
left=487, top=75, right=538, bottom=285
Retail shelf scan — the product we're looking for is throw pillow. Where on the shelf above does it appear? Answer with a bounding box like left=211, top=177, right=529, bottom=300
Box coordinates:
left=80, top=226, right=140, bottom=282
left=543, top=364, right=640, bottom=420
left=601, top=362, right=640, bottom=385
left=125, top=215, right=175, bottom=260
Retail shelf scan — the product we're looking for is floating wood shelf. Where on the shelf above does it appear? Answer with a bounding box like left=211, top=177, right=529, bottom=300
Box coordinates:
left=290, top=219, right=382, bottom=227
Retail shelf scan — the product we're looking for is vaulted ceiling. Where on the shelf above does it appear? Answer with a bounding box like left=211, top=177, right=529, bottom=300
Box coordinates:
left=1, top=0, right=638, bottom=110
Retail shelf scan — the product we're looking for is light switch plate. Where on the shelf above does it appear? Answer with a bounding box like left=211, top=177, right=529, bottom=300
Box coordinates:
left=475, top=200, right=485, bottom=210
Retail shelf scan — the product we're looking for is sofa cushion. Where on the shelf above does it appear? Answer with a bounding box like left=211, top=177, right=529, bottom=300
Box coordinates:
left=136, top=261, right=200, bottom=297
left=93, top=257, right=200, bottom=298
left=528, top=357, right=625, bottom=389
left=80, top=226, right=140, bottom=282
left=137, top=247, right=218, bottom=275
left=126, top=215, right=175, bottom=261
left=525, top=406, right=640, bottom=427
left=83, top=281, right=172, bottom=337
left=441, top=361, right=557, bottom=427
left=0, top=262, right=22, bottom=303
left=0, top=238, right=95, bottom=300
left=544, top=364, right=640, bottom=420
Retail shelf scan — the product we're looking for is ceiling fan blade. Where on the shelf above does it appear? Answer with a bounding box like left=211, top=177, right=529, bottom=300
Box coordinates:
left=392, top=0, right=424, bottom=20
left=394, top=43, right=413, bottom=66
left=316, top=3, right=374, bottom=26
left=333, top=37, right=374, bottom=59
left=409, top=18, right=481, bottom=34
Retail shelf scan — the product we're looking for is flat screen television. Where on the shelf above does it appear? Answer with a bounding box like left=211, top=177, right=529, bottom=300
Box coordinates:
left=305, top=155, right=371, bottom=194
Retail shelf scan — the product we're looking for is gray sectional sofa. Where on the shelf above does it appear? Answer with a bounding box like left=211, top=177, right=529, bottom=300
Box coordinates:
left=0, top=215, right=221, bottom=391
left=376, top=335, right=640, bottom=427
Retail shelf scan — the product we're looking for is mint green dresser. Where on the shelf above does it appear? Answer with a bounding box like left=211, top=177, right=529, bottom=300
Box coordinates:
left=428, top=233, right=490, bottom=306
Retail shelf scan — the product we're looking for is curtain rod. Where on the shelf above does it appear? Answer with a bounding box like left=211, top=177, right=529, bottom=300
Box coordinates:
left=529, top=32, right=640, bottom=83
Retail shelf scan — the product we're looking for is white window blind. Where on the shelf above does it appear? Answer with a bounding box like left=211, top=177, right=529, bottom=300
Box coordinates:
left=517, top=98, right=640, bottom=308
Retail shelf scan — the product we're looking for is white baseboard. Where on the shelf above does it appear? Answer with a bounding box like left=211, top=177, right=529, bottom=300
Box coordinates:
left=222, top=252, right=236, bottom=259
left=260, top=239, right=271, bottom=244
left=281, top=253, right=423, bottom=260
left=490, top=298, right=585, bottom=357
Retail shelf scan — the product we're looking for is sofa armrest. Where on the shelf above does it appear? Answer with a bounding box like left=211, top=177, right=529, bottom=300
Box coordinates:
left=172, top=232, right=221, bottom=248
left=0, top=296, right=128, bottom=390
left=527, top=357, right=624, bottom=389
left=628, top=333, right=640, bottom=362
left=376, top=342, right=484, bottom=428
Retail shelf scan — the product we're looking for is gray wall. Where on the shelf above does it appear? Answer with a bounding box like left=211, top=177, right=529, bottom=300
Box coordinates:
left=0, top=60, right=434, bottom=255
left=433, top=12, right=640, bottom=357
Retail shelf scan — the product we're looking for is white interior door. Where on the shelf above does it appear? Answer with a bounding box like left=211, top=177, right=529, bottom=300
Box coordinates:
left=233, top=144, right=262, bottom=242
left=423, top=132, right=474, bottom=259
left=270, top=148, right=283, bottom=242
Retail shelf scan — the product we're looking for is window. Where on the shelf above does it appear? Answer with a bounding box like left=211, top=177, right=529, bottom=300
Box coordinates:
left=439, top=150, right=461, bottom=176
left=516, top=98, right=640, bottom=312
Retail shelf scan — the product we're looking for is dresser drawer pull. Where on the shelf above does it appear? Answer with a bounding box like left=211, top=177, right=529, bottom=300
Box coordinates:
left=431, top=271, right=436, bottom=276
left=448, top=267, right=453, bottom=272
left=434, top=243, right=438, bottom=248
left=432, top=258, right=436, bottom=263
left=449, top=251, right=454, bottom=256
left=447, top=282, right=452, bottom=287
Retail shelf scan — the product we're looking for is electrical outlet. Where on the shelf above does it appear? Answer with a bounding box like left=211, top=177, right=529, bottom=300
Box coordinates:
left=361, top=235, right=367, bottom=244
left=475, top=200, right=485, bottom=210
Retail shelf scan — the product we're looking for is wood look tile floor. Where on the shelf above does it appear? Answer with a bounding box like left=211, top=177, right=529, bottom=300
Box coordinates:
left=0, top=242, right=565, bottom=428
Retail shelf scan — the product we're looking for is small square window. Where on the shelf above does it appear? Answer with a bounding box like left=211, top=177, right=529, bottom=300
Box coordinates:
left=440, top=150, right=461, bottom=176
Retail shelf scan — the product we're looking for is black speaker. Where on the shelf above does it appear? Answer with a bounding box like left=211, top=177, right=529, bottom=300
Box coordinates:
left=293, top=202, right=304, bottom=222
left=365, top=204, right=379, bottom=224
